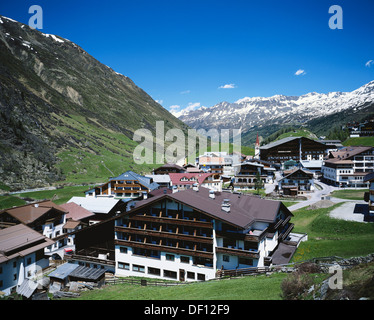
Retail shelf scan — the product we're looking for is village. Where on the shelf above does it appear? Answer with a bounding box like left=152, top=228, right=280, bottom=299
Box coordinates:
left=1, top=130, right=374, bottom=300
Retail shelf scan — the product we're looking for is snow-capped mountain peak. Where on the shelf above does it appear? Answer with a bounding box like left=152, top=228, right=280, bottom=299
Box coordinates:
left=178, top=81, right=374, bottom=132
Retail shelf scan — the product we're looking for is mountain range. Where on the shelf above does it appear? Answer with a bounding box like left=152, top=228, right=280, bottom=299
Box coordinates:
left=0, top=16, right=187, bottom=190
left=178, top=81, right=374, bottom=144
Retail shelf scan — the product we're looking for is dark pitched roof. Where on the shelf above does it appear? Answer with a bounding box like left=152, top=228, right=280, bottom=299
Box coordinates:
left=364, top=172, right=374, bottom=182
left=0, top=224, right=55, bottom=263
left=69, top=265, right=106, bottom=281
left=260, top=136, right=327, bottom=150
left=0, top=200, right=67, bottom=225
left=48, top=263, right=79, bottom=280
left=329, top=146, right=373, bottom=160
left=280, top=168, right=314, bottom=181
left=131, top=187, right=290, bottom=229
left=154, top=163, right=185, bottom=171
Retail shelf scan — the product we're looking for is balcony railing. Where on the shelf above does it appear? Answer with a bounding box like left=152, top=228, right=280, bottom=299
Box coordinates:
left=65, top=254, right=115, bottom=266
left=215, top=246, right=259, bottom=259
left=114, top=239, right=213, bottom=259
left=127, top=214, right=213, bottom=228
left=115, top=225, right=213, bottom=243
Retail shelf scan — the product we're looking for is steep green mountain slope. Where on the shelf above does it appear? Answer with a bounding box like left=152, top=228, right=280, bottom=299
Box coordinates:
left=0, top=16, right=188, bottom=190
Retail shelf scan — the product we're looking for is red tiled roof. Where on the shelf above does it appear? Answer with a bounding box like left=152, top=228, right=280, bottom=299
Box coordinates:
left=60, top=202, right=95, bottom=221
left=169, top=173, right=213, bottom=186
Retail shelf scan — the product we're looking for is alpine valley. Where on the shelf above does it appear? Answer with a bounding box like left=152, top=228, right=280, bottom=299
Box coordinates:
left=0, top=15, right=373, bottom=191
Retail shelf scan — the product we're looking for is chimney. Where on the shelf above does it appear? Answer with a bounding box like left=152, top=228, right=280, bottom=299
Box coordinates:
left=34, top=203, right=39, bottom=208
left=221, top=199, right=231, bottom=213
left=209, top=190, right=215, bottom=199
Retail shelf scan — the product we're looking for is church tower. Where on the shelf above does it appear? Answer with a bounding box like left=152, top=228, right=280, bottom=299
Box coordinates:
left=254, top=133, right=260, bottom=159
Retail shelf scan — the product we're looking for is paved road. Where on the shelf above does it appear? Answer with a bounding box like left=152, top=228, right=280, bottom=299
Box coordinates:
left=329, top=201, right=367, bottom=223
left=287, top=180, right=340, bottom=211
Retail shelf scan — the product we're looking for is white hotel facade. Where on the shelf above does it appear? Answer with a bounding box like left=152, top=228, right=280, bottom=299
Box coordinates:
left=114, top=188, right=294, bottom=281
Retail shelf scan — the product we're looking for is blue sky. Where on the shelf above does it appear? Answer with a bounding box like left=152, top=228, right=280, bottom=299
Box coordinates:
left=1, top=0, right=374, bottom=116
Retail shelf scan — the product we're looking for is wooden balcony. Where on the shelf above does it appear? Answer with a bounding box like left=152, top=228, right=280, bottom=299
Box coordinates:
left=114, top=239, right=213, bottom=259
left=216, top=227, right=268, bottom=242
left=128, top=214, right=213, bottom=228
left=244, top=228, right=269, bottom=242
left=65, top=254, right=115, bottom=267
left=233, top=182, right=255, bottom=187
left=115, top=226, right=213, bottom=244
left=280, top=223, right=294, bottom=241
left=215, top=246, right=259, bottom=259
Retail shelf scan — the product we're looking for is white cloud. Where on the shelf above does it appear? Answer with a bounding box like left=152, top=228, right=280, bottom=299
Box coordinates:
left=295, top=69, right=306, bottom=76
left=218, top=83, right=236, bottom=89
left=365, top=60, right=374, bottom=67
left=180, top=90, right=191, bottom=94
left=169, top=104, right=181, bottom=112
left=169, top=102, right=202, bottom=117
left=155, top=99, right=164, bottom=105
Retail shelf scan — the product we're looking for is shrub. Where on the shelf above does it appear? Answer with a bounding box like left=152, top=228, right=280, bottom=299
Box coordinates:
left=296, top=262, right=322, bottom=274
left=281, top=272, right=314, bottom=300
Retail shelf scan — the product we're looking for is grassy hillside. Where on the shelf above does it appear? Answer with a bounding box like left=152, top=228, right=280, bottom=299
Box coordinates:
left=258, top=126, right=317, bottom=147
left=331, top=189, right=368, bottom=201
left=0, top=185, right=90, bottom=209
left=291, top=203, right=374, bottom=261
left=0, top=16, right=187, bottom=191
left=342, top=136, right=374, bottom=147
left=274, top=129, right=317, bottom=141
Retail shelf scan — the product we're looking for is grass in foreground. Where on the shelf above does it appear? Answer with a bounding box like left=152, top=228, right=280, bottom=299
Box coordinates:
left=70, top=273, right=287, bottom=300
left=291, top=202, right=374, bottom=261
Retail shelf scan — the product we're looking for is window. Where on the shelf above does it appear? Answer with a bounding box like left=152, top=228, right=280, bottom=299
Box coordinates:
left=187, top=272, right=195, bottom=280
left=180, top=256, right=190, bottom=264
left=197, top=273, right=205, bottom=281
left=148, top=267, right=161, bottom=276
left=133, top=264, right=145, bottom=273
left=223, top=255, right=230, bottom=262
left=163, top=270, right=177, bottom=279
left=120, top=247, right=128, bottom=254
left=118, top=262, right=130, bottom=270
left=166, top=254, right=175, bottom=261
left=26, top=257, right=32, bottom=265
left=239, top=258, right=253, bottom=266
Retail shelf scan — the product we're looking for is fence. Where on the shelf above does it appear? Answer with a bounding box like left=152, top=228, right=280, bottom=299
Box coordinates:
left=105, top=277, right=187, bottom=287
left=215, top=265, right=295, bottom=278
left=104, top=255, right=366, bottom=285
